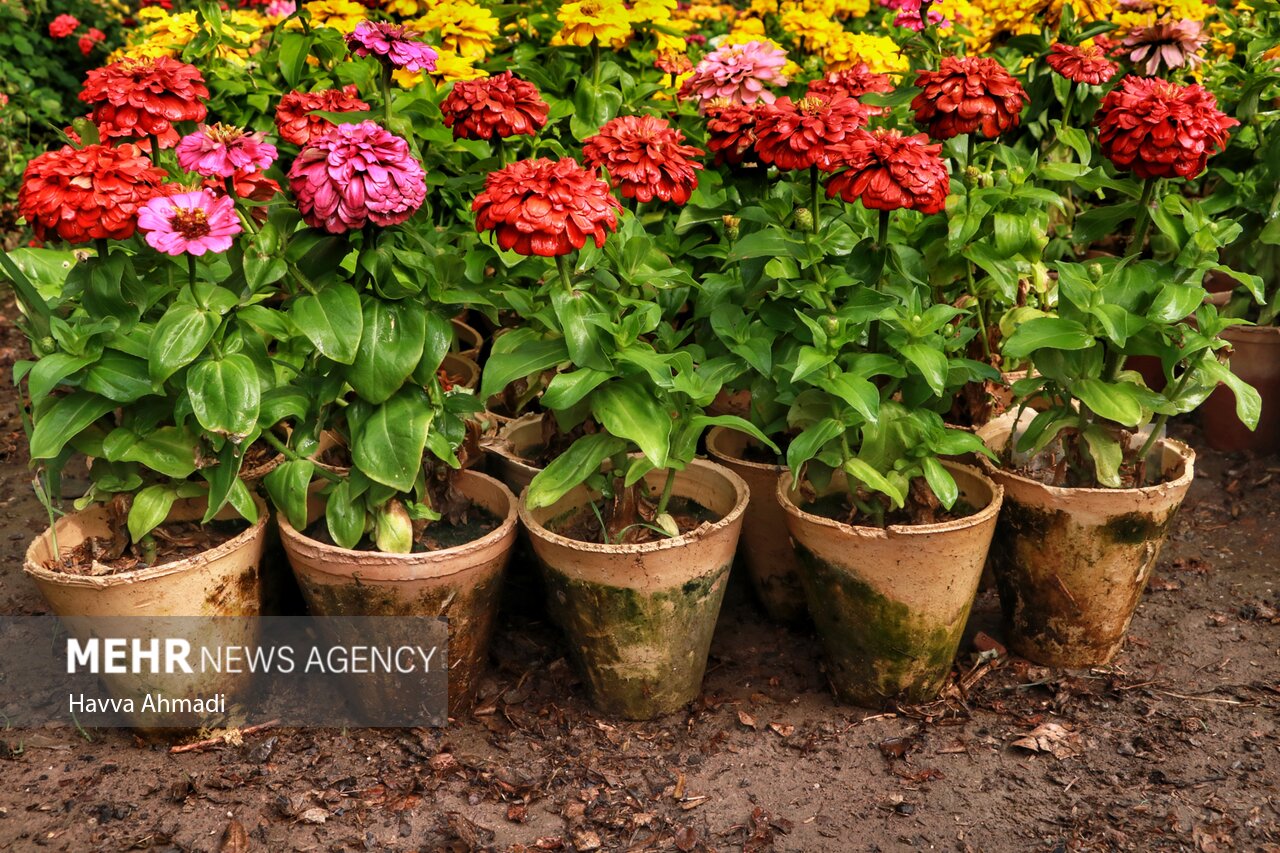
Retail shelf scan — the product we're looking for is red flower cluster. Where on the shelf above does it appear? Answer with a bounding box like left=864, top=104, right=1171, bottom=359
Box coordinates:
left=274, top=85, right=370, bottom=147
left=826, top=129, right=950, bottom=215
left=1046, top=43, right=1118, bottom=85
left=78, top=28, right=106, bottom=56
left=1096, top=76, right=1237, bottom=180
left=18, top=143, right=169, bottom=243
left=806, top=64, right=894, bottom=101
left=704, top=100, right=761, bottom=167
left=753, top=94, right=871, bottom=172
left=49, top=14, right=79, bottom=38
left=472, top=158, right=622, bottom=257
left=440, top=72, right=549, bottom=142
left=911, top=56, right=1027, bottom=140
left=80, top=57, right=209, bottom=149
left=583, top=115, right=703, bottom=205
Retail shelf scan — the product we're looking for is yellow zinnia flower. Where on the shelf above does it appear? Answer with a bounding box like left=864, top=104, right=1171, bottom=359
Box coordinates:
left=821, top=31, right=907, bottom=74
left=290, top=0, right=367, bottom=33
left=413, top=0, right=498, bottom=60
left=778, top=4, right=842, bottom=52
left=557, top=0, right=633, bottom=47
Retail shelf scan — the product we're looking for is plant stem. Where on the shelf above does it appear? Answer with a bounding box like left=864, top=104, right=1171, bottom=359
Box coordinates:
left=555, top=253, right=574, bottom=292
left=1128, top=177, right=1160, bottom=259
left=876, top=207, right=890, bottom=250
left=1061, top=85, right=1076, bottom=135
left=1135, top=366, right=1194, bottom=471
left=187, top=253, right=197, bottom=291
left=262, top=431, right=341, bottom=482
left=148, top=135, right=161, bottom=167
left=809, top=164, right=821, bottom=234
left=95, top=238, right=109, bottom=261
left=655, top=467, right=678, bottom=515
left=965, top=132, right=976, bottom=175
left=591, top=39, right=601, bottom=90
left=968, top=263, right=991, bottom=361
left=380, top=63, right=394, bottom=126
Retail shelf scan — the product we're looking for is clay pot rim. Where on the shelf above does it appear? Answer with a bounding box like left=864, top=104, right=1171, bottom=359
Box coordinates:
left=276, top=469, right=519, bottom=576
left=481, top=412, right=545, bottom=464
left=704, top=425, right=783, bottom=474
left=978, top=430, right=1196, bottom=499
left=776, top=463, right=1004, bottom=539
left=450, top=317, right=484, bottom=346
left=518, top=458, right=750, bottom=556
left=23, top=493, right=270, bottom=589
left=442, top=352, right=481, bottom=390
left=1222, top=323, right=1280, bottom=340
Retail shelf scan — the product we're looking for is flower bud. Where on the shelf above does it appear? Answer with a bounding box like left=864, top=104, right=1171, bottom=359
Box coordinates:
left=722, top=215, right=741, bottom=241
left=1088, top=263, right=1104, bottom=282
left=794, top=207, right=813, bottom=231
left=964, top=166, right=981, bottom=185
left=823, top=316, right=839, bottom=336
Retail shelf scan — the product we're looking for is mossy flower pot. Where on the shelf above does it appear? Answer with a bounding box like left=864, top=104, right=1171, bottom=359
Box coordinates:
left=777, top=465, right=1003, bottom=707
left=977, top=417, right=1195, bottom=667
left=705, top=427, right=807, bottom=624
left=277, top=470, right=518, bottom=716
left=518, top=459, right=749, bottom=720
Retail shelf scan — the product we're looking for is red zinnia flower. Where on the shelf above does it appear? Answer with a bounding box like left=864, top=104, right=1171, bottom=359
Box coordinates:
left=825, top=129, right=950, bottom=215
left=440, top=72, right=549, bottom=142
left=753, top=94, right=872, bottom=172
left=1095, top=76, right=1237, bottom=180
left=472, top=157, right=622, bottom=257
left=80, top=57, right=209, bottom=149
left=582, top=115, right=704, bottom=205
left=274, top=85, right=370, bottom=147
left=18, top=143, right=169, bottom=243
left=1046, top=43, right=1119, bottom=85
left=704, top=100, right=761, bottom=167
left=806, top=63, right=895, bottom=101
left=911, top=55, right=1028, bottom=141
left=49, top=14, right=79, bottom=38
left=203, top=168, right=280, bottom=222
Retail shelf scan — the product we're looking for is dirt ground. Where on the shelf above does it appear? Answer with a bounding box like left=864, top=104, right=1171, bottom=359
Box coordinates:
left=0, top=308, right=1277, bottom=853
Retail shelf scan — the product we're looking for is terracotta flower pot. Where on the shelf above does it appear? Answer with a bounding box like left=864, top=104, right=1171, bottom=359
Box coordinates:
left=483, top=413, right=544, bottom=497
left=451, top=318, right=484, bottom=363
left=518, top=459, right=749, bottom=720
left=1200, top=325, right=1280, bottom=454
left=977, top=416, right=1195, bottom=667
left=277, top=470, right=518, bottom=716
left=704, top=427, right=806, bottom=624
left=441, top=353, right=481, bottom=391
left=23, top=495, right=270, bottom=726
left=777, top=465, right=1002, bottom=706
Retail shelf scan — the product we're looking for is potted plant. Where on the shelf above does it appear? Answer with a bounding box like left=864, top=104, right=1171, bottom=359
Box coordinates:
left=471, top=154, right=772, bottom=719
left=238, top=25, right=523, bottom=717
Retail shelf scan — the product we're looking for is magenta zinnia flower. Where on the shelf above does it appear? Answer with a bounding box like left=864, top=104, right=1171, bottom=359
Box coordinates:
left=176, top=124, right=278, bottom=179
left=679, top=40, right=789, bottom=112
left=137, top=189, right=242, bottom=256
left=345, top=21, right=438, bottom=72
left=288, top=120, right=427, bottom=234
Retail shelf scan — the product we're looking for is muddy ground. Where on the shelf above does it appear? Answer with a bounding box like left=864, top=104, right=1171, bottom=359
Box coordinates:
left=0, top=308, right=1277, bottom=852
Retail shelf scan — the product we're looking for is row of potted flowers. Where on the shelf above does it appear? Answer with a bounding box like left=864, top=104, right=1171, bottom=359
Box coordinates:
left=2, top=6, right=1270, bottom=721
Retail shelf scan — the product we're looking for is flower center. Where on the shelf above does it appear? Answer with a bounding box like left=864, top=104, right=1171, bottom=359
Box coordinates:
left=797, top=96, right=828, bottom=114
left=204, top=123, right=245, bottom=144
left=172, top=206, right=212, bottom=240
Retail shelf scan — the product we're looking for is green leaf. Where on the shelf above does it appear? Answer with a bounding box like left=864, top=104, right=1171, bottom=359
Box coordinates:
left=27, top=353, right=95, bottom=404
left=1073, top=378, right=1145, bottom=427
left=149, top=303, right=218, bottom=384
left=541, top=368, right=612, bottom=410
left=264, top=459, right=315, bottom=533
left=326, top=480, right=366, bottom=549
left=526, top=433, right=628, bottom=509
left=479, top=333, right=567, bottom=402
left=1002, top=316, right=1095, bottom=359
left=187, top=354, right=261, bottom=441
left=827, top=372, right=880, bottom=424
left=688, top=415, right=779, bottom=455
left=291, top=283, right=362, bottom=365
left=1200, top=358, right=1262, bottom=430
left=899, top=343, right=949, bottom=396
left=786, top=418, right=845, bottom=472
left=590, top=381, right=673, bottom=469
left=1082, top=425, right=1124, bottom=488
left=921, top=457, right=959, bottom=509
left=102, top=427, right=199, bottom=478
left=1148, top=284, right=1205, bottom=323
left=843, top=458, right=906, bottom=508
left=349, top=388, right=434, bottom=492
left=791, top=346, right=834, bottom=383
left=30, top=392, right=115, bottom=459
left=551, top=288, right=611, bottom=372
left=348, top=296, right=427, bottom=404
left=128, top=484, right=177, bottom=543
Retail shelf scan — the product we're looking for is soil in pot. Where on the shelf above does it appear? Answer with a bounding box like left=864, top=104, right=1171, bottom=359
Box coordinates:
left=303, top=505, right=502, bottom=553
left=778, top=465, right=1002, bottom=707
left=704, top=427, right=808, bottom=624
left=519, top=460, right=749, bottom=720
left=545, top=494, right=717, bottom=546
left=50, top=517, right=251, bottom=576
left=978, top=415, right=1195, bottom=667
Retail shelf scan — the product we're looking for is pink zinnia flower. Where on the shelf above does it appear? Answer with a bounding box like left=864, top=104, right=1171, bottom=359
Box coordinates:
left=176, top=124, right=278, bottom=178
left=49, top=14, right=79, bottom=38
left=137, top=189, right=242, bottom=256
left=892, top=0, right=949, bottom=29
left=679, top=40, right=789, bottom=112
left=265, top=0, right=295, bottom=15
left=345, top=21, right=437, bottom=72
left=1120, top=19, right=1208, bottom=77
left=288, top=120, right=427, bottom=234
